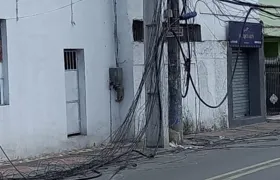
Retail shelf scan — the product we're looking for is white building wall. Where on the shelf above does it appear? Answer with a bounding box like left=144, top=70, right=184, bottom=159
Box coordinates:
left=114, top=0, right=135, bottom=137
left=0, top=0, right=127, bottom=160
left=0, top=0, right=261, bottom=160
left=129, top=0, right=259, bottom=132
left=133, top=42, right=227, bottom=132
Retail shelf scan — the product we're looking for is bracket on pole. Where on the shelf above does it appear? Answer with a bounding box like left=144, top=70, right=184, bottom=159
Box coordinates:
left=164, top=9, right=173, bottom=19
left=166, top=26, right=183, bottom=38
left=180, top=11, right=197, bottom=20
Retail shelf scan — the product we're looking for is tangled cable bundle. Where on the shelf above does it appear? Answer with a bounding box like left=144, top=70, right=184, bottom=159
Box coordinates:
left=2, top=0, right=280, bottom=179
left=0, top=0, right=167, bottom=179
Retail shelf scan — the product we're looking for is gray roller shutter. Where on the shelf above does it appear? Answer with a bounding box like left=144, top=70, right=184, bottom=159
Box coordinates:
left=232, top=49, right=250, bottom=119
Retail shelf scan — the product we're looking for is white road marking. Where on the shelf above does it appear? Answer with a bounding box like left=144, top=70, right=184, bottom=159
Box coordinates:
left=205, top=157, right=280, bottom=180
left=225, top=161, right=280, bottom=180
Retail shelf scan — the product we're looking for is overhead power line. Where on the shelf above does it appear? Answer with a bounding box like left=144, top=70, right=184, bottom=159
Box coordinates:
left=217, top=0, right=280, bottom=9
left=0, top=1, right=173, bottom=179
left=6, top=0, right=86, bottom=20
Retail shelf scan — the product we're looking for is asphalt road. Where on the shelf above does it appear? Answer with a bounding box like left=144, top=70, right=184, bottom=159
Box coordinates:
left=93, top=135, right=280, bottom=180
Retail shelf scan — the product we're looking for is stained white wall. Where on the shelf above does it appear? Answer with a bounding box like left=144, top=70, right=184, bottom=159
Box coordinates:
left=0, top=0, right=261, bottom=161
left=129, top=0, right=259, bottom=131
left=114, top=0, right=135, bottom=138
left=133, top=41, right=227, bottom=132
left=0, top=0, right=128, bottom=160
left=182, top=41, right=228, bottom=130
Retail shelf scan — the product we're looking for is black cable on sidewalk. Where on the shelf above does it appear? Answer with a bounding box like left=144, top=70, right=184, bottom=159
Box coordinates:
left=0, top=146, right=27, bottom=180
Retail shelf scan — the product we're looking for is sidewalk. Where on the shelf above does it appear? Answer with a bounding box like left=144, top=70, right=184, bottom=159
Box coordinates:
left=1, top=122, right=280, bottom=179
left=183, top=122, right=280, bottom=147
left=0, top=148, right=98, bottom=179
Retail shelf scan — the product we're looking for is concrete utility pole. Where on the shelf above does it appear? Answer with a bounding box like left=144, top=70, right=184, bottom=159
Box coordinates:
left=167, top=0, right=183, bottom=142
left=144, top=0, right=168, bottom=148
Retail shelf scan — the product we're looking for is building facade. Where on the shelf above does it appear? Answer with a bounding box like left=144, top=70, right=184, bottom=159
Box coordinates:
left=0, top=0, right=266, bottom=161
left=0, top=0, right=135, bottom=160
left=130, top=0, right=265, bottom=133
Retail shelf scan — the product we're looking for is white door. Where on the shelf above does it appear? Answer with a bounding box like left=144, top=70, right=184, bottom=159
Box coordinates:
left=64, top=50, right=81, bottom=135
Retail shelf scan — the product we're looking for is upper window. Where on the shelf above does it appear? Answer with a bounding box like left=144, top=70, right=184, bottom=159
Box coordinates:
left=0, top=19, right=9, bottom=105
left=0, top=27, right=2, bottom=62
left=64, top=50, right=77, bottom=70
left=163, top=22, right=202, bottom=42
left=132, top=19, right=202, bottom=42
left=180, top=23, right=202, bottom=42
left=133, top=19, right=144, bottom=42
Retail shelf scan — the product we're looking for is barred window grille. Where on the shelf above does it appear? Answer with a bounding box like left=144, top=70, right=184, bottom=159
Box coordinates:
left=0, top=27, right=2, bottom=62
left=0, top=20, right=6, bottom=105
left=132, top=20, right=144, bottom=42
left=64, top=50, right=77, bottom=70
left=132, top=20, right=202, bottom=42
left=180, top=23, right=202, bottom=42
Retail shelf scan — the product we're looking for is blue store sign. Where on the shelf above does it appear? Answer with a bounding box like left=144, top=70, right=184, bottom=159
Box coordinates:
left=228, top=21, right=263, bottom=48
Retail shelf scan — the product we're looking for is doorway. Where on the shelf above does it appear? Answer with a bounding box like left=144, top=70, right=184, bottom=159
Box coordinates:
left=266, top=58, right=280, bottom=115
left=231, top=49, right=250, bottom=119
left=64, top=49, right=86, bottom=136
left=264, top=41, right=280, bottom=115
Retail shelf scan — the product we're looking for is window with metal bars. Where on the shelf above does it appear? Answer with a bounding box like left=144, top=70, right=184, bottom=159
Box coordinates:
left=64, top=50, right=77, bottom=70
left=180, top=23, right=202, bottom=42
left=162, top=22, right=202, bottom=42
left=133, top=19, right=202, bottom=42
left=133, top=19, right=144, bottom=42
left=0, top=19, right=8, bottom=105
left=0, top=25, right=2, bottom=62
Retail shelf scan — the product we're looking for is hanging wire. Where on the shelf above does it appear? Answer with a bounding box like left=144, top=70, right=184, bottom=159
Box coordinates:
left=0, top=1, right=179, bottom=179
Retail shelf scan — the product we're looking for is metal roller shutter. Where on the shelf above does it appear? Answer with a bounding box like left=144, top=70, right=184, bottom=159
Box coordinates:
left=232, top=49, right=250, bottom=119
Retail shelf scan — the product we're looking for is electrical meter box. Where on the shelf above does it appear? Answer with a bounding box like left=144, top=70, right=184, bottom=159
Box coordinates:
left=109, top=67, right=123, bottom=87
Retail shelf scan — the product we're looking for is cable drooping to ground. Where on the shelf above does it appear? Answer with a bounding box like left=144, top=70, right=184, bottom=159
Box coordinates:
left=181, top=0, right=280, bottom=101
left=2, top=0, right=280, bottom=179
left=0, top=1, right=179, bottom=180
left=181, top=0, right=193, bottom=98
